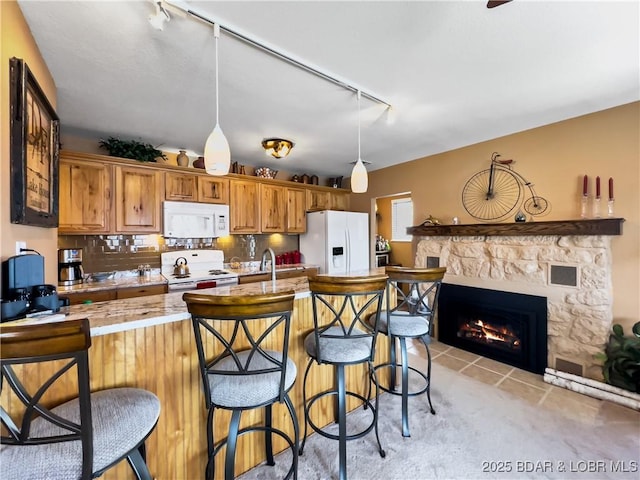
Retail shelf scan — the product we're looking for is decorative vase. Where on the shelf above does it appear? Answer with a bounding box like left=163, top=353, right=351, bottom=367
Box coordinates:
left=177, top=150, right=189, bottom=167
left=193, top=156, right=205, bottom=169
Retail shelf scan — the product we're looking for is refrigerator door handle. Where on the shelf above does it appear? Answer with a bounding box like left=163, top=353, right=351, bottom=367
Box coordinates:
left=345, top=228, right=351, bottom=272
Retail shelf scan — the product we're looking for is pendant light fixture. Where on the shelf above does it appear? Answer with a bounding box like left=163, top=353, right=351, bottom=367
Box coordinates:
left=350, top=90, right=368, bottom=193
left=204, top=23, right=231, bottom=176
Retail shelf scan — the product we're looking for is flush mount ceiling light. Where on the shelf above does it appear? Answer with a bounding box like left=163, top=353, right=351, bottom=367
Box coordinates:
left=262, top=138, right=294, bottom=159
left=148, top=1, right=170, bottom=30
left=350, top=90, right=368, bottom=193
left=204, top=23, right=231, bottom=176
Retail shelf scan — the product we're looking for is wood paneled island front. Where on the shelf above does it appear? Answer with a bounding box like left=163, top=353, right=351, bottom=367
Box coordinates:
left=3, top=273, right=390, bottom=479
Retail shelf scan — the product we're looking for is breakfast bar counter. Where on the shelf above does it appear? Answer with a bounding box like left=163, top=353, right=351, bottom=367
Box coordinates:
left=3, top=271, right=389, bottom=480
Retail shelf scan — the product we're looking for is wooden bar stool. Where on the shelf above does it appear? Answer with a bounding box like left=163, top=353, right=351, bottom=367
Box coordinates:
left=369, top=266, right=446, bottom=437
left=183, top=290, right=298, bottom=480
left=0, top=318, right=160, bottom=480
left=299, top=274, right=388, bottom=480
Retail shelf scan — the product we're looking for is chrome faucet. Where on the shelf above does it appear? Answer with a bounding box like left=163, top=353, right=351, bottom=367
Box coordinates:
left=260, top=248, right=277, bottom=282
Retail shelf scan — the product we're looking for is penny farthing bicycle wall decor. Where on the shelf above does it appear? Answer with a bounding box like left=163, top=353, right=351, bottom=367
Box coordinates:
left=461, top=152, right=551, bottom=222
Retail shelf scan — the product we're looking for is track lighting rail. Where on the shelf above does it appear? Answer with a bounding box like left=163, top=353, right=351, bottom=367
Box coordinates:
left=164, top=0, right=391, bottom=108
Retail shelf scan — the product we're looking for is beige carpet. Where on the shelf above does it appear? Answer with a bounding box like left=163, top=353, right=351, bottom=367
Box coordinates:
left=238, top=362, right=640, bottom=480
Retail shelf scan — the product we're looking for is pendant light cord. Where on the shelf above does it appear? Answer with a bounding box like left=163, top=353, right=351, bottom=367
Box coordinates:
left=214, top=23, right=220, bottom=125
left=357, top=90, right=361, bottom=160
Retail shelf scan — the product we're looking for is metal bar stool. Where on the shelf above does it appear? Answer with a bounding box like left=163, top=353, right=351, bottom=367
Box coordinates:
left=370, top=266, right=446, bottom=437
left=183, top=290, right=298, bottom=480
left=0, top=318, right=160, bottom=480
left=299, top=274, right=388, bottom=480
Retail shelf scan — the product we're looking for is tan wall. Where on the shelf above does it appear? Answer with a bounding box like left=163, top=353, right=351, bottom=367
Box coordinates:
left=375, top=194, right=412, bottom=266
left=351, top=102, right=640, bottom=334
left=1, top=1, right=58, bottom=292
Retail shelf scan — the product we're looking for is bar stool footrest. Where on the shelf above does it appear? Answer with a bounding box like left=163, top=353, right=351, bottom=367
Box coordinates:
left=212, top=424, right=298, bottom=480
left=373, top=363, right=430, bottom=397
left=305, top=390, right=377, bottom=442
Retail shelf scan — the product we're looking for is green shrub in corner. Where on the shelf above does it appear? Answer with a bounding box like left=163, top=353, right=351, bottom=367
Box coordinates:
left=99, top=137, right=166, bottom=162
left=595, top=323, right=640, bottom=393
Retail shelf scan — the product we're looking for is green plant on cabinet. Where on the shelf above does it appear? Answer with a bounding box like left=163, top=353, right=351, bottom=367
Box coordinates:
left=99, top=137, right=166, bottom=162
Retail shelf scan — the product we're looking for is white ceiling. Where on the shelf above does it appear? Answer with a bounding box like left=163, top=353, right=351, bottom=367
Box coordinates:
left=18, top=0, right=640, bottom=178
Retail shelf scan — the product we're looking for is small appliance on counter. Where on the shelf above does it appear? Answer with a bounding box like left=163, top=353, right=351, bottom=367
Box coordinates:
left=58, top=248, right=84, bottom=286
left=1, top=253, right=67, bottom=322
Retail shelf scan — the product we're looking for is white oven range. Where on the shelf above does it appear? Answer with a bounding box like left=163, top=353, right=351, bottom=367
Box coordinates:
left=161, top=250, right=239, bottom=292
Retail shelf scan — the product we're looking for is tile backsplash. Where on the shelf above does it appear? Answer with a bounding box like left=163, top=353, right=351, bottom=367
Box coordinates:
left=58, top=234, right=299, bottom=274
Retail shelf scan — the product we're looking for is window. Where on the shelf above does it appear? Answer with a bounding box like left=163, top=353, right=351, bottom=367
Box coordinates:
left=391, top=198, right=413, bottom=242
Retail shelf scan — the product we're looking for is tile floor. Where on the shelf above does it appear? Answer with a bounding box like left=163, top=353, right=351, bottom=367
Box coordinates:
left=408, top=338, right=640, bottom=427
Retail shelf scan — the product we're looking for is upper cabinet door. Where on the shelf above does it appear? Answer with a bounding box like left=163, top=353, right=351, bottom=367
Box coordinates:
left=260, top=184, right=286, bottom=233
left=198, top=176, right=230, bottom=204
left=115, top=165, right=163, bottom=233
left=330, top=191, right=350, bottom=211
left=286, top=187, right=306, bottom=233
left=165, top=172, right=197, bottom=201
left=306, top=189, right=331, bottom=212
left=59, top=158, right=112, bottom=234
left=229, top=179, right=260, bottom=233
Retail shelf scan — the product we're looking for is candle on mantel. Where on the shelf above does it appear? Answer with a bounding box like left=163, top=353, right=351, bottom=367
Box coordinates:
left=583, top=175, right=588, bottom=196
left=596, top=176, right=601, bottom=199
left=609, top=177, right=614, bottom=200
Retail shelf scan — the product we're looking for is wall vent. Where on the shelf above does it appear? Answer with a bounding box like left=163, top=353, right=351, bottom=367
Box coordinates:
left=555, top=357, right=583, bottom=376
left=549, top=264, right=578, bottom=287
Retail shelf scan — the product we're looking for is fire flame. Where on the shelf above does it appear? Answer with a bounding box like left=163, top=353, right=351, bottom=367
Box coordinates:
left=458, top=319, right=521, bottom=351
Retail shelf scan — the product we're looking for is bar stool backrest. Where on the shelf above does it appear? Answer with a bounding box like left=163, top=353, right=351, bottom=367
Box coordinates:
left=308, top=274, right=388, bottom=364
left=385, top=266, right=446, bottom=333
left=1, top=319, right=94, bottom=479
left=183, top=291, right=296, bottom=408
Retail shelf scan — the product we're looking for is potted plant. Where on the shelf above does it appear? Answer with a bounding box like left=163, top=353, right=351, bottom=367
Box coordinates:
left=595, top=322, right=640, bottom=393
left=99, top=137, right=166, bottom=162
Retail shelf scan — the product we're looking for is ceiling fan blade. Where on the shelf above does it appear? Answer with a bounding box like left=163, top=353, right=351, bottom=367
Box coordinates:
left=487, top=0, right=513, bottom=8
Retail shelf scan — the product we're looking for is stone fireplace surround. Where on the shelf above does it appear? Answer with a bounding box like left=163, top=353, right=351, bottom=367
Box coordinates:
left=410, top=219, right=624, bottom=382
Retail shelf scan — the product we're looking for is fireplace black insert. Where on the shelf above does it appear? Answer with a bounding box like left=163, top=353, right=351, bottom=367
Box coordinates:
left=438, top=284, right=547, bottom=374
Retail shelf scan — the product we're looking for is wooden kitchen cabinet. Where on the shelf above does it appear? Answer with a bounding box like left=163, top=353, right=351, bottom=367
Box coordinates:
left=64, top=284, right=167, bottom=305
left=260, top=184, right=286, bottom=233
left=115, top=165, right=163, bottom=233
left=165, top=171, right=197, bottom=201
left=306, top=189, right=331, bottom=211
left=198, top=176, right=229, bottom=204
left=286, top=187, right=307, bottom=233
left=238, top=267, right=318, bottom=284
left=117, top=284, right=167, bottom=299
left=59, top=158, right=112, bottom=234
left=63, top=289, right=117, bottom=305
left=330, top=191, right=350, bottom=211
left=277, top=267, right=318, bottom=279
left=230, top=179, right=260, bottom=233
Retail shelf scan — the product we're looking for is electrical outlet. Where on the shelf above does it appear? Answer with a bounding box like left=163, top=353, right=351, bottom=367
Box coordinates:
left=15, top=241, right=26, bottom=255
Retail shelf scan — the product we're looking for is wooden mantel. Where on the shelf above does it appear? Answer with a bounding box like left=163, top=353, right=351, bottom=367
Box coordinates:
left=407, top=218, right=625, bottom=237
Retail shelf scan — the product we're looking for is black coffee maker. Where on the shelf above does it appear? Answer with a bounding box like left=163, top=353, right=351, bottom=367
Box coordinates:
left=1, top=253, right=66, bottom=322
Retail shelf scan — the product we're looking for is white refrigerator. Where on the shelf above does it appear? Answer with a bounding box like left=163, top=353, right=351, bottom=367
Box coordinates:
left=300, top=210, right=370, bottom=274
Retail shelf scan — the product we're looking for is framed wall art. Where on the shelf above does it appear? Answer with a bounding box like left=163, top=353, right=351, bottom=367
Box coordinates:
left=9, top=57, right=60, bottom=227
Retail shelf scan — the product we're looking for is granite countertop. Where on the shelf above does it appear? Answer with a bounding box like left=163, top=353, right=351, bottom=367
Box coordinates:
left=58, top=264, right=318, bottom=294
left=9, top=268, right=386, bottom=336
left=227, top=263, right=318, bottom=276
left=58, top=273, right=168, bottom=294
left=13, top=277, right=312, bottom=336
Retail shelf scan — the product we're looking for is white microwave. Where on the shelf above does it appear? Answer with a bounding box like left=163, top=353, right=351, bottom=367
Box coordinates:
left=163, top=201, right=230, bottom=238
